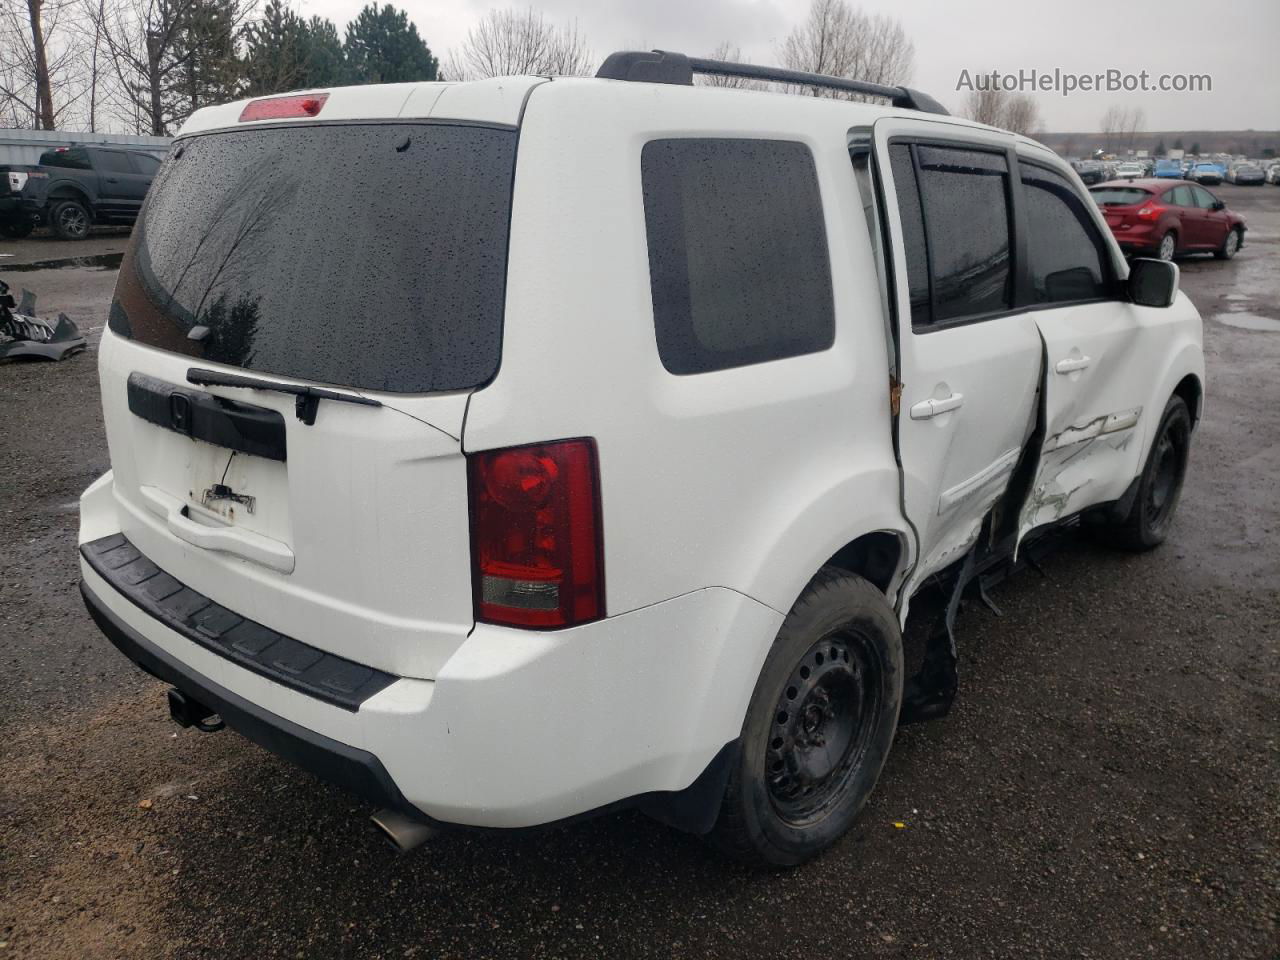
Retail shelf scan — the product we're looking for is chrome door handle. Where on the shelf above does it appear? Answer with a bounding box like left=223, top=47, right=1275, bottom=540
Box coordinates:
left=909, top=393, right=964, bottom=420
left=1055, top=356, right=1091, bottom=374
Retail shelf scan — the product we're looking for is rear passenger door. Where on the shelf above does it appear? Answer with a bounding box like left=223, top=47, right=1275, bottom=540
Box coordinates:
left=873, top=121, right=1043, bottom=591
left=92, top=149, right=148, bottom=215
left=1173, top=184, right=1208, bottom=248
left=1188, top=185, right=1227, bottom=249
left=1017, top=157, right=1160, bottom=537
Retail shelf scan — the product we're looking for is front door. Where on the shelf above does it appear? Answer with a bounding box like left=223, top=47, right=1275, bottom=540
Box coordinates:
left=1188, top=185, right=1227, bottom=250
left=1015, top=159, right=1158, bottom=538
left=873, top=120, right=1043, bottom=599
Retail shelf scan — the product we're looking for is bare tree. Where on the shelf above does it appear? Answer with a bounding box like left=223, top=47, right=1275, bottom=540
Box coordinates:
left=1099, top=104, right=1144, bottom=154
left=91, top=0, right=250, bottom=135
left=446, top=7, right=591, bottom=81
left=1099, top=104, right=1123, bottom=153
left=780, top=0, right=912, bottom=99
left=962, top=86, right=1040, bottom=136
left=0, top=0, right=86, bottom=128
left=695, top=42, right=764, bottom=89
left=1122, top=106, right=1145, bottom=151
left=26, top=0, right=55, bottom=125
left=1001, top=93, right=1040, bottom=136
left=962, top=86, right=1004, bottom=126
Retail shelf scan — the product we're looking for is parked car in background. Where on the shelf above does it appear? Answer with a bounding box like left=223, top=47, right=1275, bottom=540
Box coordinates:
left=0, top=164, right=48, bottom=238
left=1226, top=162, right=1265, bottom=185
left=1155, top=158, right=1183, bottom=178
left=1091, top=179, right=1246, bottom=261
left=1114, top=161, right=1146, bottom=180
left=0, top=145, right=162, bottom=240
left=1189, top=162, right=1226, bottom=185
left=77, top=59, right=1205, bottom=866
left=1266, top=163, right=1280, bottom=185
left=1071, top=159, right=1106, bottom=184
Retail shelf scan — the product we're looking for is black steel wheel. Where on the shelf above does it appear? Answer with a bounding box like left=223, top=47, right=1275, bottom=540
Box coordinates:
left=766, top=633, right=881, bottom=826
left=707, top=567, right=903, bottom=867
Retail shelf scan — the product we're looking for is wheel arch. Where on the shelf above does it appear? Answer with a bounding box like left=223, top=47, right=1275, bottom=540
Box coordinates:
left=1173, top=371, right=1203, bottom=429
left=1138, top=340, right=1205, bottom=464
left=46, top=184, right=93, bottom=216
left=822, top=530, right=910, bottom=598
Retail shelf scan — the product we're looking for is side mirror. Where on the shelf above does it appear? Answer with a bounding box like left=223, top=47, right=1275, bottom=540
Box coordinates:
left=1128, top=258, right=1179, bottom=308
left=1211, top=199, right=1226, bottom=211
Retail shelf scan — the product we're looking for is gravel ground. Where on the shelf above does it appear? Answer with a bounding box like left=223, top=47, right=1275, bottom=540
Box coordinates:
left=1, top=186, right=1277, bottom=959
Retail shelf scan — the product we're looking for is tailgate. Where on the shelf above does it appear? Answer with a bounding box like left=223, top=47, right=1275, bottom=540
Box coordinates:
left=97, top=332, right=473, bottom=679
left=92, top=116, right=522, bottom=679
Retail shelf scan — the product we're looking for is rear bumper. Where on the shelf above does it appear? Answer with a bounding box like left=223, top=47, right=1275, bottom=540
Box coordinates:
left=0, top=195, right=40, bottom=221
left=81, top=579, right=420, bottom=817
left=1109, top=222, right=1159, bottom=250
left=79, top=473, right=779, bottom=831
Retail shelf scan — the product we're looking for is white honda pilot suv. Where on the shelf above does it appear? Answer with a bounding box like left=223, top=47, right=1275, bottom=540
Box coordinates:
left=79, top=51, right=1204, bottom=866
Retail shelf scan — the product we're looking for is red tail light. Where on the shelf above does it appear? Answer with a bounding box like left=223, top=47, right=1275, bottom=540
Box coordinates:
left=1136, top=204, right=1165, bottom=221
left=468, top=439, right=604, bottom=629
left=238, top=93, right=328, bottom=122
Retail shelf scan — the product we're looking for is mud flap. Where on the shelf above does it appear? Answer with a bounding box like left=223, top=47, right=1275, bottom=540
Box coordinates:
left=899, top=550, right=973, bottom=725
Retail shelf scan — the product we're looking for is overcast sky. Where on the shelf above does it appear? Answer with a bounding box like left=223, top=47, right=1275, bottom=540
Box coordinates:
left=296, top=0, right=1277, bottom=132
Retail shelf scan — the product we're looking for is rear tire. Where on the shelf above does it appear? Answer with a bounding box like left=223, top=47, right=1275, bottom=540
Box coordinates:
left=1214, top=227, right=1241, bottom=260
left=706, top=567, right=903, bottom=867
left=1155, top=231, right=1176, bottom=261
left=1089, top=395, right=1191, bottom=551
left=0, top=219, right=34, bottom=239
left=50, top=199, right=90, bottom=241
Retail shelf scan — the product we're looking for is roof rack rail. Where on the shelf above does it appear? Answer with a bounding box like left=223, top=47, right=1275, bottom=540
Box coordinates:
left=595, top=49, right=950, bottom=116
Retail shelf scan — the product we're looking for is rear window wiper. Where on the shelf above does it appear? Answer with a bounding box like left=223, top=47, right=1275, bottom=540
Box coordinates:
left=187, top=367, right=382, bottom=425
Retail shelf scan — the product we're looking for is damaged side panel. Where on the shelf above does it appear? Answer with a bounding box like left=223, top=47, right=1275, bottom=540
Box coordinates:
left=1018, top=304, right=1159, bottom=546
left=1019, top=408, right=1141, bottom=541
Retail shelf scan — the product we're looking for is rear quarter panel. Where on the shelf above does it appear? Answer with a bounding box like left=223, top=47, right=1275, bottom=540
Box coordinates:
left=464, top=80, right=910, bottom=630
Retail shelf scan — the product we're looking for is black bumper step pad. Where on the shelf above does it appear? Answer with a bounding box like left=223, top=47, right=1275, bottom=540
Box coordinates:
left=80, top=534, right=396, bottom=711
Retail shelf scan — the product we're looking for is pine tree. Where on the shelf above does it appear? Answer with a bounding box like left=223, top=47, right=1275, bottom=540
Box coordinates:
left=243, top=0, right=308, bottom=95
left=171, top=0, right=246, bottom=122
left=300, top=16, right=346, bottom=87
left=343, top=4, right=438, bottom=85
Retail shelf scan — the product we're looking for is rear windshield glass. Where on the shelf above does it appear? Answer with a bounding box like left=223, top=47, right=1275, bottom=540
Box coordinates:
left=1090, top=187, right=1151, bottom=206
left=109, top=122, right=517, bottom=393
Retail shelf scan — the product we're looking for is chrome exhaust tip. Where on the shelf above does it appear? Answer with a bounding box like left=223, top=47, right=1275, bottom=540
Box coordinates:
left=370, top=808, right=438, bottom=853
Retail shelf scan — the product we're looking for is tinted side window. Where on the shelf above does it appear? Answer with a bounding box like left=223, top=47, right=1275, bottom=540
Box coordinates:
left=641, top=138, right=834, bottom=375
left=95, top=151, right=133, bottom=174
left=888, top=144, right=931, bottom=327
left=1168, top=186, right=1193, bottom=207
left=131, top=153, right=161, bottom=175
left=39, top=147, right=91, bottom=169
left=1191, top=186, right=1217, bottom=209
left=1020, top=165, right=1110, bottom=304
left=914, top=145, right=1012, bottom=322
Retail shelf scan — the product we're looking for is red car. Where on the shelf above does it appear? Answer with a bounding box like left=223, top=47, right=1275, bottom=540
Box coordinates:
left=1090, top=178, right=1247, bottom=261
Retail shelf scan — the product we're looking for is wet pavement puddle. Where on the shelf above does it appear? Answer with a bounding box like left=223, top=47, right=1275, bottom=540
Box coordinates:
left=2, top=252, right=124, bottom=272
